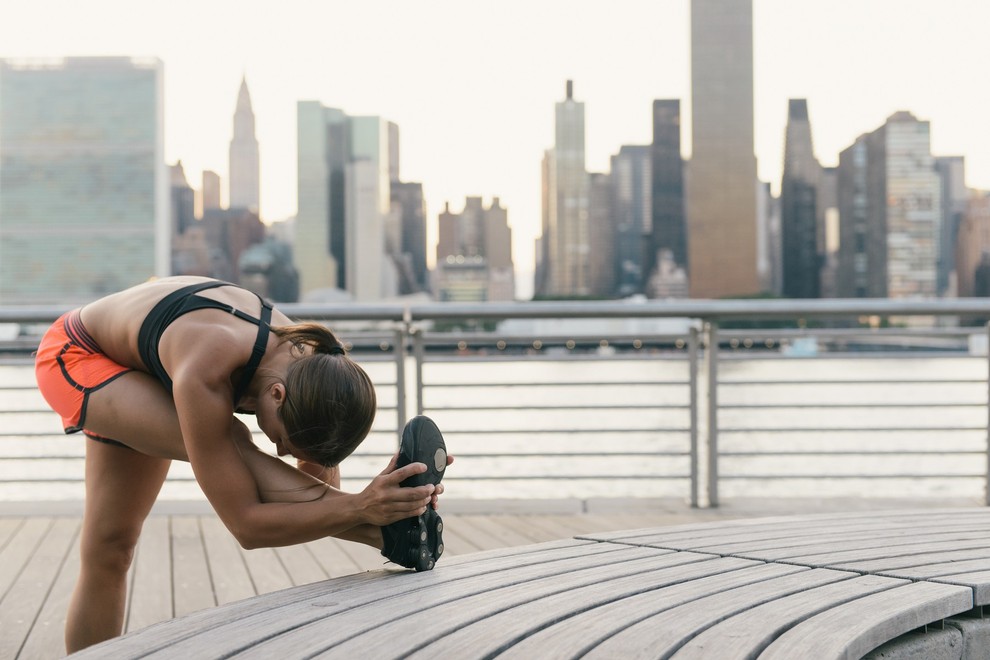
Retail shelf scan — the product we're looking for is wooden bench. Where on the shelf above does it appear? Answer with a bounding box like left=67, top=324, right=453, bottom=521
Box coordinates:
left=72, top=509, right=990, bottom=659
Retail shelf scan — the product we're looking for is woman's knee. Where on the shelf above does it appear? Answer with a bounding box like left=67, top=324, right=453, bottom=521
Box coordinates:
left=79, top=519, right=143, bottom=573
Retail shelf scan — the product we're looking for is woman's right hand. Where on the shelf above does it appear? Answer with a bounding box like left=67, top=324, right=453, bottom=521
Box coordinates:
left=356, top=457, right=435, bottom=526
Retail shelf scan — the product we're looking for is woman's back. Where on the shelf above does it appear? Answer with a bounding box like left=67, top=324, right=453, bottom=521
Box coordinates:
left=80, top=276, right=276, bottom=372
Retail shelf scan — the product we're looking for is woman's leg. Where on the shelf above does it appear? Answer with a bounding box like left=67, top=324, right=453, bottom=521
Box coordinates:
left=65, top=438, right=171, bottom=653
left=85, top=371, right=382, bottom=541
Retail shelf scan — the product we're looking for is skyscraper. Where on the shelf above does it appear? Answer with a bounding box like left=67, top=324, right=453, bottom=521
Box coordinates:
left=229, top=76, right=260, bottom=213
left=0, top=57, right=167, bottom=304
left=295, top=102, right=397, bottom=301
left=650, top=100, right=687, bottom=288
left=780, top=99, right=823, bottom=298
left=435, top=197, right=514, bottom=301
left=837, top=112, right=942, bottom=299
left=544, top=80, right=591, bottom=297
left=200, top=170, right=222, bottom=216
left=610, top=145, right=652, bottom=297
left=687, top=0, right=759, bottom=297
left=935, top=156, right=967, bottom=295
left=390, top=181, right=429, bottom=294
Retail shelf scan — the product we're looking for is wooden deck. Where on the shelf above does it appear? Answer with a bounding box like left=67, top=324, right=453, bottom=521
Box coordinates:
left=1, top=497, right=983, bottom=659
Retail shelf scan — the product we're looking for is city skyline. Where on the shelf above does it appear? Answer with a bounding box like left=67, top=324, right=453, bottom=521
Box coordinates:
left=2, top=0, right=989, bottom=296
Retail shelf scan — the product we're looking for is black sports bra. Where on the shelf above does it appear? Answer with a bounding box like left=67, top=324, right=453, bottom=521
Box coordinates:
left=137, top=281, right=272, bottom=408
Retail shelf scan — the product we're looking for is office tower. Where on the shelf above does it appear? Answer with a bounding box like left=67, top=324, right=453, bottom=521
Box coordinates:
left=295, top=102, right=397, bottom=301
left=390, top=181, right=428, bottom=294
left=610, top=146, right=652, bottom=296
left=170, top=161, right=196, bottom=238
left=544, top=80, right=591, bottom=297
left=956, top=193, right=990, bottom=297
left=818, top=167, right=840, bottom=298
left=588, top=172, right=615, bottom=297
left=756, top=180, right=779, bottom=294
left=0, top=57, right=166, bottom=304
left=837, top=112, right=942, bottom=299
left=780, top=99, right=823, bottom=298
left=650, top=100, right=687, bottom=286
left=435, top=197, right=514, bottom=301
left=201, top=170, right=222, bottom=216
left=534, top=150, right=553, bottom=298
left=229, top=76, right=260, bottom=213
left=935, top=156, right=967, bottom=296
left=687, top=0, right=759, bottom=297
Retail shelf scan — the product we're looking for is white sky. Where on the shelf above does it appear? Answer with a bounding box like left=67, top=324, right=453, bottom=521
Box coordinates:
left=3, top=0, right=989, bottom=280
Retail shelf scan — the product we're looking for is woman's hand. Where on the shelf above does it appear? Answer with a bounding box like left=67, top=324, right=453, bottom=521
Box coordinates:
left=356, top=457, right=436, bottom=526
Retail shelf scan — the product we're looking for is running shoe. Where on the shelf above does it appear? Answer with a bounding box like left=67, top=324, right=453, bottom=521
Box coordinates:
left=380, top=416, right=447, bottom=571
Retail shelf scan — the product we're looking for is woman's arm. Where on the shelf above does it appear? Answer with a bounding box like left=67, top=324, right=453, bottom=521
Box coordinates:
left=169, top=348, right=434, bottom=549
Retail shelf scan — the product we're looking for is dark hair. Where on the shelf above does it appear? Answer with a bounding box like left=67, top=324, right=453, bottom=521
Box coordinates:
left=271, top=323, right=377, bottom=466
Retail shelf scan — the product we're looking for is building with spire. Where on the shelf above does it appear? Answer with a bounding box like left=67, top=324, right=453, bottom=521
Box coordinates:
left=687, top=0, right=760, bottom=298
left=229, top=76, right=260, bottom=214
left=780, top=99, right=823, bottom=298
left=542, top=80, right=591, bottom=297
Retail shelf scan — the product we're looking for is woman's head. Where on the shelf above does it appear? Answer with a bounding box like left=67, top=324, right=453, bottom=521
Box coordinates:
left=269, top=323, right=377, bottom=466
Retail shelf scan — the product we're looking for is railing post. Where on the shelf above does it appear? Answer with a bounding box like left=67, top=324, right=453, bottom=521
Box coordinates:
left=706, top=321, right=720, bottom=507
left=394, top=327, right=407, bottom=443
left=413, top=326, right=425, bottom=416
left=688, top=325, right=700, bottom=508
left=986, top=322, right=990, bottom=506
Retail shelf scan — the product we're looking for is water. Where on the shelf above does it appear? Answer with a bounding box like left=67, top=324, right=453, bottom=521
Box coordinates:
left=2, top=352, right=988, bottom=502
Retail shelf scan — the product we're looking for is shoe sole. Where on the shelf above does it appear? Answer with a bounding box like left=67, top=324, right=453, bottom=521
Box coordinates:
left=396, top=415, right=447, bottom=488
left=383, top=416, right=447, bottom=571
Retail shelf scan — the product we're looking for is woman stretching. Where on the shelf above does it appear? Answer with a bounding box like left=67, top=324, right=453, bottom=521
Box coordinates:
left=34, top=276, right=448, bottom=653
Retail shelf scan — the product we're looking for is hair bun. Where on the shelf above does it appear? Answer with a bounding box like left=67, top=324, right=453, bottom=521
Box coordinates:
left=328, top=345, right=346, bottom=356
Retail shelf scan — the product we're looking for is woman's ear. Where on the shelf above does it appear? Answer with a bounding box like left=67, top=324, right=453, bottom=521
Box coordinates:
left=270, top=382, right=286, bottom=406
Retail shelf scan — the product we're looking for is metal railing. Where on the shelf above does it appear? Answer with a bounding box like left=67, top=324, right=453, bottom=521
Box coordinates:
left=2, top=298, right=990, bottom=506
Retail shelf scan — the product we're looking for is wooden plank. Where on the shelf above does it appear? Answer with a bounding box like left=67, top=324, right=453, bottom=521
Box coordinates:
left=238, top=549, right=725, bottom=658
left=670, top=574, right=906, bottom=660
left=199, top=515, right=255, bottom=605
left=758, top=581, right=973, bottom=660
left=126, top=515, right=173, bottom=633
left=449, top=515, right=531, bottom=550
left=579, top=568, right=856, bottom=660
left=779, top=536, right=990, bottom=567
left=0, top=517, right=77, bottom=660
left=0, top=518, right=50, bottom=600
left=239, top=546, right=293, bottom=595
left=878, top=557, right=990, bottom=580
left=0, top=518, right=21, bottom=552
left=408, top=558, right=791, bottom=660
left=579, top=510, right=990, bottom=546
left=133, top=544, right=668, bottom=659
left=170, top=515, right=215, bottom=617
left=686, top=520, right=986, bottom=556
left=16, top=520, right=81, bottom=660
left=453, top=561, right=804, bottom=660
left=273, top=544, right=329, bottom=586
left=303, top=537, right=368, bottom=578
left=928, top=570, right=990, bottom=606
left=832, top=547, right=990, bottom=573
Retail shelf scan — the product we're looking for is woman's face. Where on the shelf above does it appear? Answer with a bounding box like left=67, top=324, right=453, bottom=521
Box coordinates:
left=256, top=383, right=311, bottom=461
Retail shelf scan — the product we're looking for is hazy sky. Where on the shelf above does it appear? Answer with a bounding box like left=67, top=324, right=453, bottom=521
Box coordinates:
left=3, top=0, right=989, bottom=280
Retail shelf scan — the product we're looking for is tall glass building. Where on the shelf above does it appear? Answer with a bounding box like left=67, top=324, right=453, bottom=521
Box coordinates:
left=687, top=0, right=759, bottom=297
left=837, top=112, right=942, bottom=300
left=0, top=57, right=167, bottom=304
left=295, top=102, right=397, bottom=301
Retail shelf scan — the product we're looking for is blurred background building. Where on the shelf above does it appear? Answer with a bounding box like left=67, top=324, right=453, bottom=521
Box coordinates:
left=435, top=197, right=514, bottom=302
left=0, top=57, right=167, bottom=304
